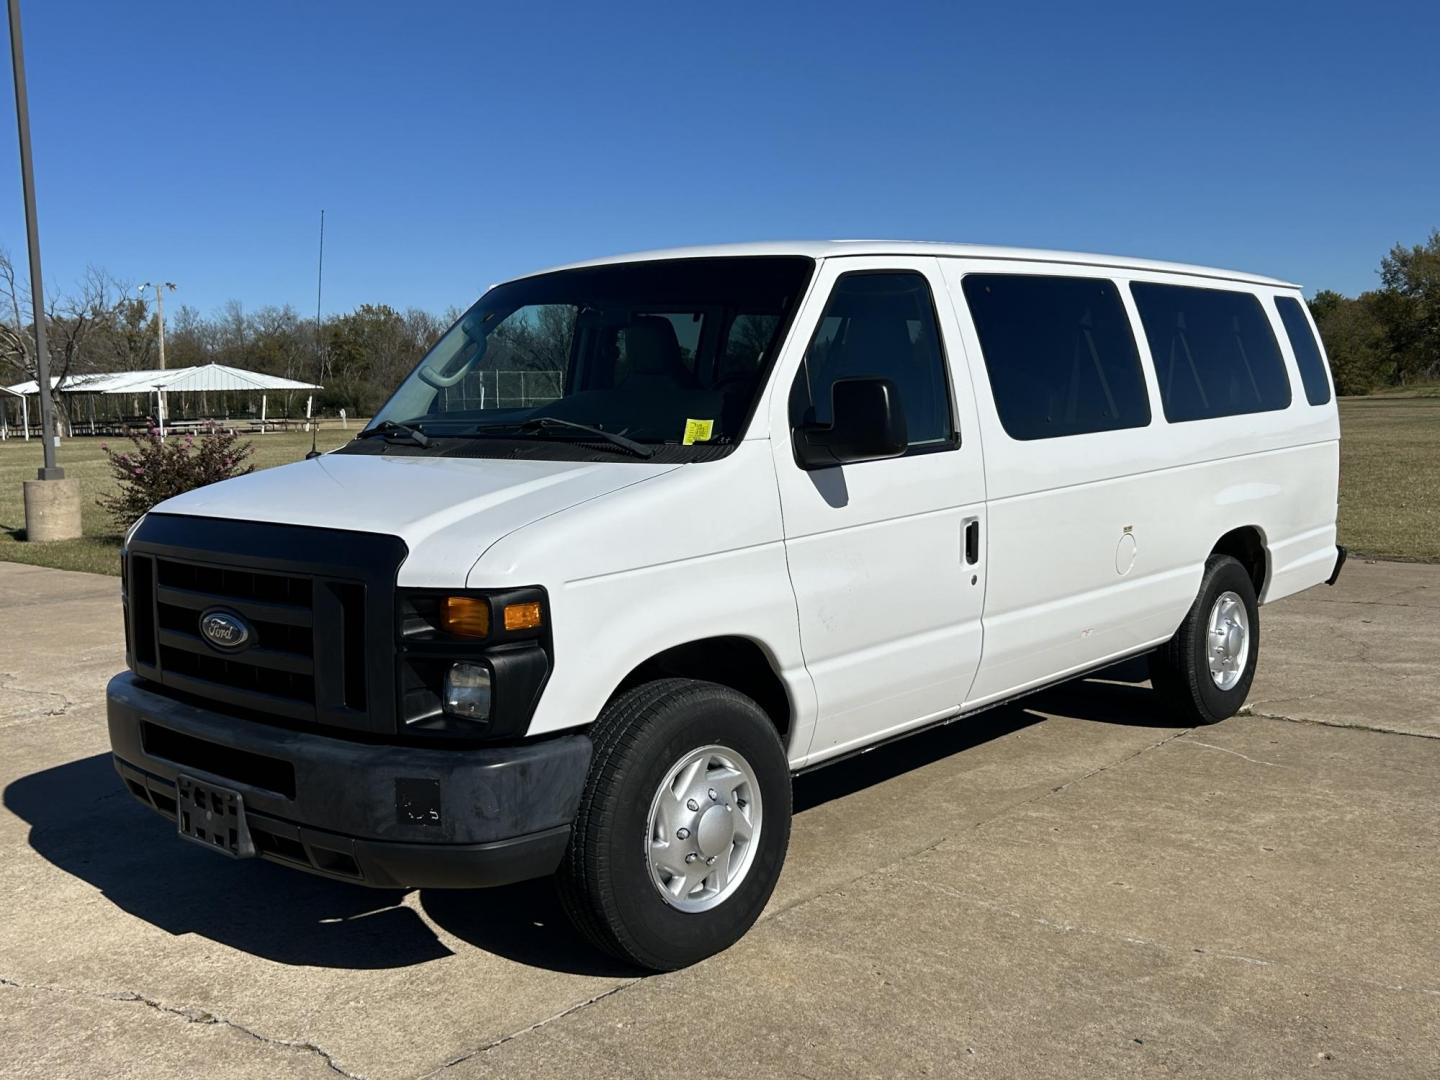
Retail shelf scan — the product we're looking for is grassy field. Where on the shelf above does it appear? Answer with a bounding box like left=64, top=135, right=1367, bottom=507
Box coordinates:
left=1334, top=394, right=1440, bottom=562
left=0, top=427, right=359, bottom=575
left=2, top=397, right=1437, bottom=575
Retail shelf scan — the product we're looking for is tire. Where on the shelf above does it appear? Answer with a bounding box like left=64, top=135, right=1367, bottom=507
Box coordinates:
left=1149, top=554, right=1260, bottom=725
left=557, top=678, right=792, bottom=971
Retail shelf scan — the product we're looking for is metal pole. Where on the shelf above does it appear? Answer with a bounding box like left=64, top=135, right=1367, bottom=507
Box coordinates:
left=155, top=282, right=166, bottom=369
left=6, top=0, right=61, bottom=479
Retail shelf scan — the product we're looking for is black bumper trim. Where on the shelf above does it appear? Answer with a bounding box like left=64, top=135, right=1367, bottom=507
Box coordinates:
left=107, top=672, right=590, bottom=888
left=114, top=756, right=571, bottom=888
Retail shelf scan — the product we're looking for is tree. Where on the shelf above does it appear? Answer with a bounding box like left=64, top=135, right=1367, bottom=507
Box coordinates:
left=1310, top=290, right=1387, bottom=395
left=0, top=251, right=138, bottom=428
left=1378, top=229, right=1440, bottom=384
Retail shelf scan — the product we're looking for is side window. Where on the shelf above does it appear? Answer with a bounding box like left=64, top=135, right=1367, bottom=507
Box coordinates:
left=789, top=271, right=954, bottom=448
left=1273, top=296, right=1333, bottom=406
left=1130, top=283, right=1292, bottom=422
left=961, top=274, right=1150, bottom=440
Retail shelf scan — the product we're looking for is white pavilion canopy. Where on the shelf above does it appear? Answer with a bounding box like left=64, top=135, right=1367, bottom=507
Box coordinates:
left=5, top=362, right=321, bottom=396
left=2, top=363, right=324, bottom=437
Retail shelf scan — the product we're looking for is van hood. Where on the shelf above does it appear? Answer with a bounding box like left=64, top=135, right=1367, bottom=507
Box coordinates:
left=154, top=452, right=681, bottom=586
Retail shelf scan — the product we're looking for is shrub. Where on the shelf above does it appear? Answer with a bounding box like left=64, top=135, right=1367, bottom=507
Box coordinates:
left=99, top=424, right=255, bottom=529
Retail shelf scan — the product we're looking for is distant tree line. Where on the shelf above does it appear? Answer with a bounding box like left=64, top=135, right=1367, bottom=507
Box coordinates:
left=1, top=247, right=453, bottom=418
left=1308, top=230, right=1440, bottom=395
left=2, top=230, right=1436, bottom=421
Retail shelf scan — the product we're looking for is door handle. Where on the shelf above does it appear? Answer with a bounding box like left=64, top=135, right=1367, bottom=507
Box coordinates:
left=963, top=518, right=980, bottom=565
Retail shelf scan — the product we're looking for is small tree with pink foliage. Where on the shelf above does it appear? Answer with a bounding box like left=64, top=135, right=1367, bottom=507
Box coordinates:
left=99, top=424, right=255, bottom=529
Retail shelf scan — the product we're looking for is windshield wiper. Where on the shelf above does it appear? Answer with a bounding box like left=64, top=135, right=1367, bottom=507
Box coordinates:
left=468, top=417, right=653, bottom=459
left=355, top=419, right=432, bottom=448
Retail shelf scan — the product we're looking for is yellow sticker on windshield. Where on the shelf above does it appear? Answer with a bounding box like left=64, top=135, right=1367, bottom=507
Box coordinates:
left=682, top=418, right=715, bottom=446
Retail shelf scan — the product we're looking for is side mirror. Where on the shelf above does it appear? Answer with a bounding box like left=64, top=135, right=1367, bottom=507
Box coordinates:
left=793, top=376, right=908, bottom=470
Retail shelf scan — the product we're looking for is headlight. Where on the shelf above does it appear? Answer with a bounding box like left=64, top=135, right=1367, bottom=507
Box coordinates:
left=443, top=661, right=492, bottom=720
left=397, top=586, right=551, bottom=740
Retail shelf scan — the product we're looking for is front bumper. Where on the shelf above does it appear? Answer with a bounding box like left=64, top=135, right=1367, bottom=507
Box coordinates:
left=107, top=672, right=591, bottom=889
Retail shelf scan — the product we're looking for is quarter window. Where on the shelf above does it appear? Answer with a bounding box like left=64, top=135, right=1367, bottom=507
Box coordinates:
left=1131, top=283, right=1292, bottom=422
left=1273, top=296, right=1333, bottom=405
left=789, top=272, right=954, bottom=448
left=961, top=274, right=1151, bottom=440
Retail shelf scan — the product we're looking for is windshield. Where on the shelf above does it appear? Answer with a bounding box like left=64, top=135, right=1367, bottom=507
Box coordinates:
left=370, top=256, right=814, bottom=455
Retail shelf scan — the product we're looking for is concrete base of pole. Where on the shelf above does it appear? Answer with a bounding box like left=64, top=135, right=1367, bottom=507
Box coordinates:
left=22, top=477, right=82, bottom=542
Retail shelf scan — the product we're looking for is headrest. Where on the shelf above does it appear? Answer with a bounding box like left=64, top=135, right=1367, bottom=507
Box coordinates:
left=621, top=317, right=682, bottom=378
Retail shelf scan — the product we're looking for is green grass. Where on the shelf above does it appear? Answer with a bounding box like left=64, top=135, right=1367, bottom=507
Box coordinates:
left=1337, top=394, right=1440, bottom=561
left=0, top=427, right=359, bottom=575
left=2, top=396, right=1437, bottom=575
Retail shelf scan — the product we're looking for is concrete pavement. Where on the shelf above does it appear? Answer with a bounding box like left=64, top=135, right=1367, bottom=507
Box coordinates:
left=0, top=558, right=1436, bottom=1079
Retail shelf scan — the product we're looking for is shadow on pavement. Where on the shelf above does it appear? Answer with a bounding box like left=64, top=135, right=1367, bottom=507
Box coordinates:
left=793, top=704, right=1040, bottom=813
left=794, top=660, right=1184, bottom=812
left=4, top=752, right=635, bottom=976
left=5, top=665, right=1176, bottom=974
left=421, top=882, right=637, bottom=978
left=4, top=753, right=449, bottom=970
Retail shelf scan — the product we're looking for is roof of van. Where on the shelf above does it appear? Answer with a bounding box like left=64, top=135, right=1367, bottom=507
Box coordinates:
left=522, top=241, right=1300, bottom=289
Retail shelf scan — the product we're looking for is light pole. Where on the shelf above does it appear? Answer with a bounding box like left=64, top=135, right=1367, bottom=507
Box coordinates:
left=6, top=0, right=58, bottom=479
left=137, top=282, right=175, bottom=431
left=7, top=0, right=80, bottom=540
left=137, top=281, right=176, bottom=369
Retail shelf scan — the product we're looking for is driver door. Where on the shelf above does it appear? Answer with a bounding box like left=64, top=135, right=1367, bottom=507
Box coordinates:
left=770, top=257, right=987, bottom=765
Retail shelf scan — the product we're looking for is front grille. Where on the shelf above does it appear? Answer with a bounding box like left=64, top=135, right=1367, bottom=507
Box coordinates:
left=152, top=558, right=317, bottom=719
left=124, top=514, right=408, bottom=735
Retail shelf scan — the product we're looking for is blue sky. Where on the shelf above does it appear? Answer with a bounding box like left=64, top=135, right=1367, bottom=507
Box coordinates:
left=1, top=1, right=1436, bottom=318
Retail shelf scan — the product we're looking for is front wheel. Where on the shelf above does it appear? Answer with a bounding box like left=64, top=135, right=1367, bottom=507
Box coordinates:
left=1149, top=554, right=1260, bottom=725
left=557, top=678, right=792, bottom=971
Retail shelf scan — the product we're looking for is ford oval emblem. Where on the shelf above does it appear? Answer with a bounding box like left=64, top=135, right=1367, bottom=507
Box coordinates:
left=199, top=609, right=253, bottom=651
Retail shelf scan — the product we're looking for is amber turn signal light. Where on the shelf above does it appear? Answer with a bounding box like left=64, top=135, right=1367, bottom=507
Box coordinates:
left=502, top=600, right=544, bottom=631
left=440, top=596, right=490, bottom=638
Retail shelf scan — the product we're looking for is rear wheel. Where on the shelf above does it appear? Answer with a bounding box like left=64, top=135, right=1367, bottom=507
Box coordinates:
left=1149, top=554, right=1260, bottom=725
left=557, top=678, right=791, bottom=971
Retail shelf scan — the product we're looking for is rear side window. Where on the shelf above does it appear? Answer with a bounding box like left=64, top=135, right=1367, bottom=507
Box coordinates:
left=1273, top=296, right=1332, bottom=405
left=1130, top=283, right=1292, bottom=422
left=961, top=274, right=1151, bottom=440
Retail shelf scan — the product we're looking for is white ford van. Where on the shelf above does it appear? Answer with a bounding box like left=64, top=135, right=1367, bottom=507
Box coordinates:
left=108, top=242, right=1344, bottom=969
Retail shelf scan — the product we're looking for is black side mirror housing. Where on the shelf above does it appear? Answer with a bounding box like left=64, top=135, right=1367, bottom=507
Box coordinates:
left=793, top=376, right=909, bottom=470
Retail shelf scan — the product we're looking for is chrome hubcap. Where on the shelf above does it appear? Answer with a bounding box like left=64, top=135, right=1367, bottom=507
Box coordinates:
left=1207, top=590, right=1250, bottom=691
left=645, top=744, right=761, bottom=912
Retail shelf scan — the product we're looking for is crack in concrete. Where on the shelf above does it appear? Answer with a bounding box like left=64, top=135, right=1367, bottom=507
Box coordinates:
left=1302, top=586, right=1431, bottom=610
left=0, top=671, right=74, bottom=718
left=1239, top=706, right=1440, bottom=741
left=1181, top=739, right=1288, bottom=768
left=0, top=976, right=361, bottom=1079
left=421, top=984, right=634, bottom=1076
left=1329, top=625, right=1415, bottom=682
left=1242, top=691, right=1325, bottom=710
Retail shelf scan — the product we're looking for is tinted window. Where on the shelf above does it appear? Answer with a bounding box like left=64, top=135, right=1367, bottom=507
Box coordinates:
left=961, top=274, right=1150, bottom=440
left=1274, top=296, right=1332, bottom=405
left=1131, top=283, right=1292, bottom=422
left=790, top=272, right=954, bottom=447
